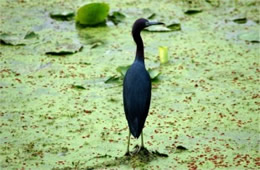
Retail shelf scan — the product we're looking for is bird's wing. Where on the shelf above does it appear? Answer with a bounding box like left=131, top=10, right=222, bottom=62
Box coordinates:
left=123, top=64, right=151, bottom=138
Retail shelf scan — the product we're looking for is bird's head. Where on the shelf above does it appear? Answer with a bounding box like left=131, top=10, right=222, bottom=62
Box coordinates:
left=132, top=18, right=164, bottom=34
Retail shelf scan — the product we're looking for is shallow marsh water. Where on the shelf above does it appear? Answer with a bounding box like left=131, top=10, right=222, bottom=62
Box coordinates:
left=0, top=0, right=259, bottom=169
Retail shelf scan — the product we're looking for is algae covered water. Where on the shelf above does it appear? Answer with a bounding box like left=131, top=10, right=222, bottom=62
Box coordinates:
left=0, top=0, right=259, bottom=169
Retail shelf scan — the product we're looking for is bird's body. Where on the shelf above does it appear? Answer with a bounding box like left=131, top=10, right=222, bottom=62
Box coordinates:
left=123, top=18, right=163, bottom=154
left=123, top=60, right=151, bottom=138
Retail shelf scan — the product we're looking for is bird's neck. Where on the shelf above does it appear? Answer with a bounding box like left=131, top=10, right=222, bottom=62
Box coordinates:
left=133, top=31, right=144, bottom=63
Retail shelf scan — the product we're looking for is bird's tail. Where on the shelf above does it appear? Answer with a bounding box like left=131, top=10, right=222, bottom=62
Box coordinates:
left=129, top=118, right=142, bottom=138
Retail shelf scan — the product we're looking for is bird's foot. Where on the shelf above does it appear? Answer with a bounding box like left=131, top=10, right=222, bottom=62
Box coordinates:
left=138, top=145, right=150, bottom=155
left=124, top=151, right=130, bottom=156
left=125, top=145, right=150, bottom=156
left=133, top=145, right=140, bottom=154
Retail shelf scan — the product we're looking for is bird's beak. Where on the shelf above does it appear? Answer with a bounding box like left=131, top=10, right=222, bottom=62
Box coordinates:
left=146, top=21, right=165, bottom=27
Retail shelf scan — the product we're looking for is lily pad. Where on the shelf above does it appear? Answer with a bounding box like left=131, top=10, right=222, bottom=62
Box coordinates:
left=71, top=85, right=86, bottom=90
left=50, top=11, right=75, bottom=21
left=145, top=25, right=172, bottom=32
left=232, top=16, right=247, bottom=24
left=105, top=76, right=120, bottom=84
left=145, top=21, right=181, bottom=32
left=238, top=31, right=259, bottom=43
left=24, top=31, right=39, bottom=39
left=79, top=62, right=91, bottom=65
left=166, top=22, right=181, bottom=31
left=205, top=0, right=220, bottom=7
left=76, top=3, right=109, bottom=26
left=147, top=13, right=156, bottom=20
left=147, top=68, right=161, bottom=80
left=176, top=145, right=188, bottom=151
left=151, top=150, right=168, bottom=157
left=108, top=11, right=126, bottom=25
left=142, top=8, right=156, bottom=20
left=116, top=65, right=131, bottom=76
left=111, top=66, right=161, bottom=83
left=90, top=41, right=103, bottom=49
left=0, top=33, right=25, bottom=46
left=184, top=8, right=203, bottom=15
left=0, top=31, right=38, bottom=45
left=45, top=42, right=83, bottom=55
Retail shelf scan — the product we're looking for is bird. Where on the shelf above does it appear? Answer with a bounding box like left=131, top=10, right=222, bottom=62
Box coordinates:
left=123, top=18, right=164, bottom=155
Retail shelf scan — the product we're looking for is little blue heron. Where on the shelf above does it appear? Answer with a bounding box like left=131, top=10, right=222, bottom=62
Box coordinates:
left=123, top=18, right=164, bottom=155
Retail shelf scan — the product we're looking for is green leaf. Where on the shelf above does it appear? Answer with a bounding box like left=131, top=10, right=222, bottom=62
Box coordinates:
left=184, top=8, right=202, bottom=15
left=144, top=25, right=171, bottom=32
left=148, top=68, right=161, bottom=80
left=116, top=65, right=130, bottom=76
left=205, top=0, right=220, bottom=7
left=71, top=85, right=86, bottom=90
left=145, top=21, right=181, bottom=32
left=45, top=51, right=75, bottom=55
left=176, top=145, right=188, bottom=152
left=152, top=150, right=168, bottom=157
left=166, top=22, right=181, bottom=31
left=108, top=11, right=126, bottom=25
left=0, top=31, right=39, bottom=45
left=0, top=33, right=25, bottom=46
left=238, top=31, right=259, bottom=43
left=24, top=31, right=38, bottom=39
left=142, top=8, right=156, bottom=20
left=104, top=76, right=120, bottom=84
left=45, top=42, right=83, bottom=56
left=232, top=16, right=247, bottom=24
left=50, top=11, right=75, bottom=21
left=76, top=3, right=109, bottom=26
left=115, top=65, right=161, bottom=81
left=90, top=41, right=103, bottom=49
left=147, top=13, right=156, bottom=20
left=79, top=62, right=91, bottom=65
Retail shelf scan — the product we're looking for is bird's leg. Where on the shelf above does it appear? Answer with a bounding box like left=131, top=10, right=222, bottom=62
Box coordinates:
left=127, top=130, right=131, bottom=152
left=139, top=131, right=149, bottom=155
left=125, top=130, right=131, bottom=156
left=141, top=131, right=144, bottom=148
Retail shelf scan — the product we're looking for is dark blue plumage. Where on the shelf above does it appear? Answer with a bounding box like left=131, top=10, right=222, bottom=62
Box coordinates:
left=123, top=60, right=151, bottom=138
left=123, top=18, right=164, bottom=154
